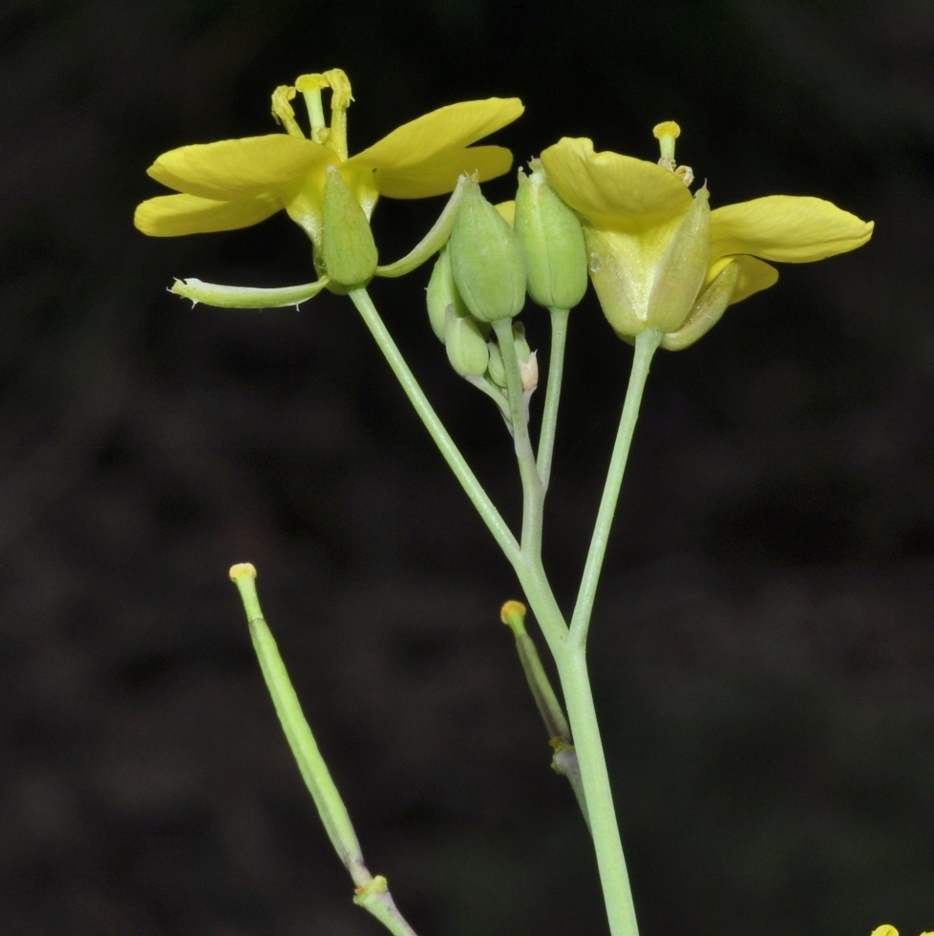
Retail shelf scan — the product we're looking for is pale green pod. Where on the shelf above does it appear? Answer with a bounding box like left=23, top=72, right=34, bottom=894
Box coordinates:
left=515, top=163, right=588, bottom=310
left=661, top=260, right=740, bottom=351
left=449, top=182, right=527, bottom=324
left=445, top=307, right=490, bottom=377
left=645, top=186, right=710, bottom=333
left=426, top=246, right=472, bottom=343
left=321, top=165, right=378, bottom=288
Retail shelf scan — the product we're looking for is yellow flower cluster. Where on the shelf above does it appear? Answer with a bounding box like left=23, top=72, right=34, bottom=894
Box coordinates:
left=135, top=69, right=873, bottom=349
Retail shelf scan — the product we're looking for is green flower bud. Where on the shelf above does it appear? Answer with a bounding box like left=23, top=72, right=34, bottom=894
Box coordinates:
left=661, top=260, right=740, bottom=351
left=444, top=306, right=490, bottom=377
left=449, top=182, right=527, bottom=324
left=321, top=165, right=378, bottom=289
left=515, top=161, right=588, bottom=310
left=487, top=341, right=507, bottom=388
left=512, top=320, right=531, bottom=362
left=645, top=186, right=710, bottom=332
left=426, top=246, right=471, bottom=342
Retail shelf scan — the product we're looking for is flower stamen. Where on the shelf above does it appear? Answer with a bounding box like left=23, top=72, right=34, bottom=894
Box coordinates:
left=653, top=120, right=693, bottom=187
left=271, top=85, right=305, bottom=139
left=296, top=69, right=354, bottom=160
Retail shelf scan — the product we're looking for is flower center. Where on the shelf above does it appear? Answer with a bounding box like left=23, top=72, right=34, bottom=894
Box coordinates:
left=652, top=120, right=693, bottom=188
left=270, top=68, right=354, bottom=160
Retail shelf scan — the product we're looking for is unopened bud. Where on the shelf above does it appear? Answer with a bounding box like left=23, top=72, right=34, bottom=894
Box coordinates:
left=449, top=182, right=527, bottom=324
left=487, top=341, right=507, bottom=388
left=515, top=162, right=588, bottom=310
left=519, top=350, right=538, bottom=393
left=444, top=307, right=490, bottom=377
left=321, top=165, right=378, bottom=288
left=426, top=246, right=471, bottom=342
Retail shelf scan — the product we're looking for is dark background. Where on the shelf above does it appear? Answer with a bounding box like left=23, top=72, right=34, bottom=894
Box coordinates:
left=2, top=0, right=933, bottom=934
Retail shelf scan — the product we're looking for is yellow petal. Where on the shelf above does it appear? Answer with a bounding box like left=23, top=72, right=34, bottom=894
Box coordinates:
left=705, top=254, right=779, bottom=305
left=147, top=134, right=332, bottom=201
left=370, top=145, right=515, bottom=199
left=709, top=195, right=873, bottom=264
left=870, top=927, right=898, bottom=936
left=349, top=98, right=523, bottom=171
left=495, top=200, right=515, bottom=227
left=539, top=137, right=693, bottom=228
left=134, top=192, right=282, bottom=236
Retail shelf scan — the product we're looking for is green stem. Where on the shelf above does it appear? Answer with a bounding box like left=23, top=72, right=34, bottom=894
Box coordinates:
left=536, top=307, right=570, bottom=491
left=569, top=329, right=661, bottom=649
left=492, top=318, right=544, bottom=557
left=556, top=646, right=638, bottom=936
left=349, top=288, right=520, bottom=566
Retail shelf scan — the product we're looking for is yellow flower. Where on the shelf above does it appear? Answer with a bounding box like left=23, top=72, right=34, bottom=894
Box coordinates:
left=871, top=927, right=934, bottom=936
left=134, top=68, right=523, bottom=254
left=539, top=123, right=873, bottom=350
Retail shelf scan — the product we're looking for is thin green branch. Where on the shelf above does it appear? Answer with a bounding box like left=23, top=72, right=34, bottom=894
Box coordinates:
left=536, top=307, right=570, bottom=491
left=349, top=288, right=521, bottom=566
left=569, top=328, right=662, bottom=649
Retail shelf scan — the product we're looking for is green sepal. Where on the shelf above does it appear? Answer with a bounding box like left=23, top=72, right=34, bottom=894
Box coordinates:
left=661, top=259, right=740, bottom=351
left=376, top=175, right=471, bottom=278
left=171, top=276, right=331, bottom=309
left=646, top=186, right=710, bottom=332
left=321, top=165, right=378, bottom=288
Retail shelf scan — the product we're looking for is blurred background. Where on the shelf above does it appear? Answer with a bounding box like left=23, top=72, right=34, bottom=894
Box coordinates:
left=2, top=0, right=933, bottom=934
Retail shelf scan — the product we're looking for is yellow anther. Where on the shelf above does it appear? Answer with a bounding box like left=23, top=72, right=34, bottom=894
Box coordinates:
left=322, top=68, right=354, bottom=110
left=229, top=563, right=257, bottom=580
left=270, top=85, right=304, bottom=139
